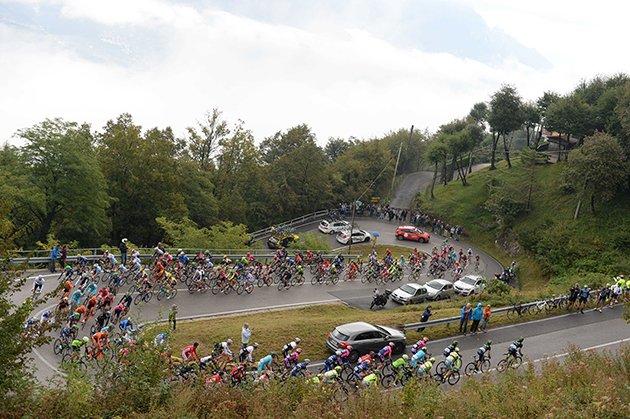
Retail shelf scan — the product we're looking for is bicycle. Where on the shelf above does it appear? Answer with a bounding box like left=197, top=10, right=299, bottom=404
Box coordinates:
left=381, top=365, right=414, bottom=388
left=496, top=352, right=523, bottom=372
left=188, top=279, right=208, bottom=294
left=506, top=302, right=529, bottom=321
left=236, top=276, right=254, bottom=295
left=133, top=286, right=154, bottom=305
left=156, top=283, right=178, bottom=301
left=211, top=278, right=233, bottom=295
left=464, top=354, right=491, bottom=376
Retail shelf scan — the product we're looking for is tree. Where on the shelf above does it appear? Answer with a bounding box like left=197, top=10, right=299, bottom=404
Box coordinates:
left=468, top=102, right=488, bottom=127
left=425, top=137, right=448, bottom=198
left=522, top=101, right=541, bottom=148
left=186, top=108, right=230, bottom=171
left=324, top=137, right=353, bottom=163
left=562, top=132, right=628, bottom=217
left=546, top=93, right=589, bottom=159
left=535, top=91, right=560, bottom=149
left=259, top=124, right=316, bottom=165
left=488, top=84, right=524, bottom=169
left=16, top=118, right=110, bottom=246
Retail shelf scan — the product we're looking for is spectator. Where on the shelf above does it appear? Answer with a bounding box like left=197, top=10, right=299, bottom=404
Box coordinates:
left=241, top=322, right=254, bottom=350
left=169, top=305, right=178, bottom=330
left=470, top=303, right=484, bottom=334
left=417, top=306, right=435, bottom=332
left=119, top=238, right=128, bottom=267
left=459, top=303, right=472, bottom=335
left=456, top=226, right=462, bottom=241
left=60, top=244, right=67, bottom=269
left=50, top=244, right=60, bottom=273
left=480, top=304, right=492, bottom=332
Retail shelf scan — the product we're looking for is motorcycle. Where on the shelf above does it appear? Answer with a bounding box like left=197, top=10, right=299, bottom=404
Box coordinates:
left=370, top=289, right=392, bottom=309
left=495, top=268, right=515, bottom=284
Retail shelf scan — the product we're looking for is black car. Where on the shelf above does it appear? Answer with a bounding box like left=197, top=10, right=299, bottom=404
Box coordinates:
left=326, top=321, right=407, bottom=363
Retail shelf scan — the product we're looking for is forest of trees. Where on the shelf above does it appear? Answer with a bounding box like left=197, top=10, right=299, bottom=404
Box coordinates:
left=2, top=73, right=630, bottom=249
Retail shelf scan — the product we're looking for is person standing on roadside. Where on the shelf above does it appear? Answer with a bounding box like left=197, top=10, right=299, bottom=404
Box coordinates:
left=480, top=304, right=491, bottom=332
left=470, top=303, right=483, bottom=334
left=594, top=284, right=610, bottom=312
left=417, top=306, right=435, bottom=332
left=119, top=238, right=128, bottom=267
left=577, top=285, right=590, bottom=314
left=169, top=305, right=178, bottom=330
left=459, top=303, right=472, bottom=335
left=60, top=244, right=68, bottom=269
left=567, top=283, right=580, bottom=311
left=50, top=244, right=60, bottom=273
left=241, top=322, right=254, bottom=350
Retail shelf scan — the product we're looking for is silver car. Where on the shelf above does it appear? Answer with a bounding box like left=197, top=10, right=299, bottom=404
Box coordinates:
left=453, top=275, right=486, bottom=296
left=326, top=321, right=407, bottom=363
left=425, top=279, right=455, bottom=300
left=391, top=283, right=429, bottom=305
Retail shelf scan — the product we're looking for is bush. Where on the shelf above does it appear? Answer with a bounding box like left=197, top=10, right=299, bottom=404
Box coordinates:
left=291, top=232, right=332, bottom=251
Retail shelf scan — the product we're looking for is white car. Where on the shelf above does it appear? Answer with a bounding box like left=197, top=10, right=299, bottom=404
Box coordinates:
left=453, top=275, right=486, bottom=296
left=425, top=279, right=455, bottom=300
left=391, top=283, right=429, bottom=305
left=318, top=220, right=350, bottom=234
left=336, top=229, right=371, bottom=245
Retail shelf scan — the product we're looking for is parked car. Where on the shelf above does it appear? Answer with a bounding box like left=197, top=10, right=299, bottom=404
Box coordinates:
left=336, top=229, right=371, bottom=245
left=326, top=321, right=407, bottom=363
left=267, top=233, right=299, bottom=249
left=453, top=274, right=486, bottom=296
left=391, top=283, right=428, bottom=305
left=395, top=225, right=430, bottom=243
left=425, top=279, right=454, bottom=300
left=318, top=220, right=350, bottom=234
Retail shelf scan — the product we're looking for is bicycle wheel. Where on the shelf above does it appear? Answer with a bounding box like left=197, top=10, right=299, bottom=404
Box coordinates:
left=133, top=294, right=143, bottom=305
left=464, top=362, right=477, bottom=376
left=144, top=290, right=153, bottom=302
left=496, top=359, right=508, bottom=372
left=511, top=355, right=523, bottom=369
left=245, top=283, right=253, bottom=294
left=325, top=275, right=331, bottom=285
left=545, top=300, right=555, bottom=313
left=169, top=288, right=178, bottom=299
left=380, top=373, right=395, bottom=388
left=237, top=284, right=245, bottom=295
left=224, top=284, right=233, bottom=295
left=290, top=276, right=297, bottom=286
left=53, top=338, right=64, bottom=355
left=331, top=275, right=339, bottom=285
left=156, top=290, right=166, bottom=301
left=481, top=358, right=491, bottom=372
left=361, top=274, right=368, bottom=283
left=311, top=275, right=318, bottom=285
left=277, top=281, right=285, bottom=291
left=257, top=278, right=265, bottom=288
left=211, top=283, right=222, bottom=295
left=434, top=361, right=447, bottom=375
left=447, top=370, right=460, bottom=385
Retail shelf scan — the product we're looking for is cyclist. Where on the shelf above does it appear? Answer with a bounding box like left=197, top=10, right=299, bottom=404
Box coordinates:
left=119, top=317, right=136, bottom=335
left=153, top=333, right=168, bottom=347
left=182, top=342, right=201, bottom=364
left=220, top=339, right=234, bottom=359
left=391, top=354, right=409, bottom=379
left=68, top=336, right=90, bottom=361
left=66, top=311, right=81, bottom=328
left=577, top=285, right=590, bottom=313
left=61, top=324, right=79, bottom=343
left=95, top=311, right=111, bottom=330
left=239, top=342, right=259, bottom=363
left=508, top=337, right=524, bottom=360
left=324, top=351, right=342, bottom=372
left=567, top=282, right=580, bottom=311
left=281, top=338, right=301, bottom=358
left=475, top=254, right=480, bottom=269
left=411, top=347, right=427, bottom=374
left=595, top=284, right=611, bottom=312
left=111, top=303, right=125, bottom=324
left=230, top=362, right=248, bottom=387
left=32, top=275, right=45, bottom=296
left=339, top=345, right=352, bottom=364
left=119, top=292, right=133, bottom=312
left=39, top=310, right=53, bottom=327
left=411, top=336, right=429, bottom=355
left=289, top=359, right=311, bottom=377
left=69, top=287, right=83, bottom=307
left=358, top=351, right=376, bottom=367
left=257, top=351, right=278, bottom=377
left=377, top=342, right=395, bottom=366
left=476, top=340, right=492, bottom=370
left=443, top=340, right=458, bottom=357
left=442, top=347, right=461, bottom=380
left=362, top=370, right=379, bottom=389
left=323, top=365, right=342, bottom=385
left=91, top=330, right=110, bottom=358
left=283, top=348, right=302, bottom=371
left=416, top=357, right=435, bottom=379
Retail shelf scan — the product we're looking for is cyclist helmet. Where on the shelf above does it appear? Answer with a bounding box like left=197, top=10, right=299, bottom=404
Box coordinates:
left=423, top=337, right=429, bottom=342
left=296, top=348, right=302, bottom=353
left=227, top=339, right=233, bottom=344
left=106, top=311, right=111, bottom=316
left=295, top=338, right=301, bottom=343
left=253, top=343, right=259, bottom=348
left=317, top=374, right=323, bottom=379
left=72, top=324, right=79, bottom=331
left=402, top=354, right=408, bottom=360
left=335, top=350, right=342, bottom=357
left=36, top=275, right=43, bottom=280
left=389, top=342, right=395, bottom=347
left=63, top=297, right=68, bottom=301
left=369, top=351, right=375, bottom=357
left=487, top=340, right=492, bottom=345
left=178, top=249, right=182, bottom=253
left=430, top=357, right=436, bottom=363
left=334, top=366, right=342, bottom=372
left=73, top=313, right=80, bottom=318
left=65, top=266, right=71, bottom=270
left=346, top=345, right=353, bottom=350
left=271, top=351, right=278, bottom=357
left=518, top=337, right=524, bottom=342
left=453, top=340, right=458, bottom=345
left=304, top=359, right=310, bottom=365
left=82, top=337, right=89, bottom=343
left=455, top=347, right=460, bottom=352
left=77, top=254, right=81, bottom=258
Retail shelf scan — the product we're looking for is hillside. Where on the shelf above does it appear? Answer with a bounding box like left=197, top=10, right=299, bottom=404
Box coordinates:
left=417, top=152, right=630, bottom=294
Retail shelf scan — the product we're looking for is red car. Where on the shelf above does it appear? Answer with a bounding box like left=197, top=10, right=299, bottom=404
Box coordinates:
left=395, top=225, right=430, bottom=243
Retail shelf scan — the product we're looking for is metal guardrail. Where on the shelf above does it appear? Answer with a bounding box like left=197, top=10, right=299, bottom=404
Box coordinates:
left=399, top=301, right=540, bottom=332
left=248, top=210, right=330, bottom=242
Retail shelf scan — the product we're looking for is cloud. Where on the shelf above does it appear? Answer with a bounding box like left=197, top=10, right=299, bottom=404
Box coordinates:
left=0, top=0, right=616, bottom=147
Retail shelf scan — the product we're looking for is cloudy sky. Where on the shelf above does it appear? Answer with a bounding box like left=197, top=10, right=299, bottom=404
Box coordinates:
left=1, top=0, right=628, bottom=146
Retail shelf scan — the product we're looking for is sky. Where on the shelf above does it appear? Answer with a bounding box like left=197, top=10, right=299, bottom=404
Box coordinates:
left=1, top=0, right=629, bottom=146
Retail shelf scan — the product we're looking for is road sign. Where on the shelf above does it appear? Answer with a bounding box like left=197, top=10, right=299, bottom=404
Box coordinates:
left=371, top=197, right=380, bottom=203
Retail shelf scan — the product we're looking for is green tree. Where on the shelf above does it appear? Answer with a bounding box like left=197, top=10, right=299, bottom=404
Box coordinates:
left=562, top=132, right=628, bottom=217
left=468, top=102, right=488, bottom=127
left=259, top=124, right=316, bottom=165
left=324, top=137, right=353, bottom=163
left=186, top=108, right=230, bottom=171
left=522, top=101, right=541, bottom=148
left=535, top=91, right=560, bottom=149
left=488, top=84, right=524, bottom=169
left=546, top=93, right=590, bottom=159
left=424, top=137, right=448, bottom=198
left=16, top=118, right=110, bottom=246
